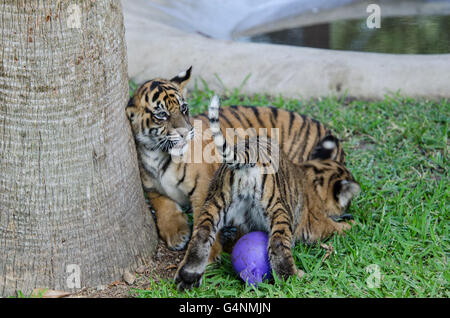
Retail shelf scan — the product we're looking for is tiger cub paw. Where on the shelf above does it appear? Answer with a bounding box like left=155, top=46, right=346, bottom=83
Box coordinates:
left=274, top=266, right=304, bottom=281
left=208, top=240, right=223, bottom=264
left=335, top=220, right=353, bottom=235
left=159, top=213, right=191, bottom=251
left=296, top=268, right=305, bottom=279
left=175, top=264, right=203, bottom=290
left=271, top=256, right=302, bottom=281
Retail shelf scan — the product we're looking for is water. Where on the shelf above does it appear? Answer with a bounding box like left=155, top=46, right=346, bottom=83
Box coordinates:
left=246, top=15, right=450, bottom=54
left=133, top=0, right=356, bottom=39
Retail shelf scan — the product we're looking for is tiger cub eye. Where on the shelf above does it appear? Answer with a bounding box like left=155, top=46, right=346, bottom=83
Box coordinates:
left=181, top=103, right=188, bottom=114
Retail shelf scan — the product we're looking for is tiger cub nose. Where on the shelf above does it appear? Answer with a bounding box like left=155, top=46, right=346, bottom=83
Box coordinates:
left=176, top=127, right=191, bottom=139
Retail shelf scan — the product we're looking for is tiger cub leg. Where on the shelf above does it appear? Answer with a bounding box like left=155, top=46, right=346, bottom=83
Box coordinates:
left=296, top=210, right=353, bottom=244
left=209, top=236, right=223, bottom=263
left=175, top=201, right=224, bottom=290
left=147, top=192, right=191, bottom=251
left=192, top=204, right=222, bottom=264
left=267, top=207, right=304, bottom=280
left=190, top=181, right=223, bottom=264
left=313, top=218, right=353, bottom=242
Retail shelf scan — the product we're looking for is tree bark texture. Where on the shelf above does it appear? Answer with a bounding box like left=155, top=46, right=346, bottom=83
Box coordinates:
left=0, top=0, right=157, bottom=296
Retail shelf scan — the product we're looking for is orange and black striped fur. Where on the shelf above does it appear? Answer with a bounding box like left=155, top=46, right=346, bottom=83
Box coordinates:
left=175, top=96, right=360, bottom=290
left=126, top=67, right=346, bottom=256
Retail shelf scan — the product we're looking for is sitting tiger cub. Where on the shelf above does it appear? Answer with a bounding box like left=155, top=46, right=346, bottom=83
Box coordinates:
left=175, top=96, right=360, bottom=290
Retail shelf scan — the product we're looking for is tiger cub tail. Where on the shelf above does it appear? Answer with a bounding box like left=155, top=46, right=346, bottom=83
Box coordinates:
left=208, top=95, right=234, bottom=162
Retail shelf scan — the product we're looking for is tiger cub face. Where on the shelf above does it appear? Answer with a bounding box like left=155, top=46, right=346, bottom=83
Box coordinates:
left=126, top=66, right=194, bottom=156
left=299, top=159, right=361, bottom=243
left=304, top=159, right=360, bottom=217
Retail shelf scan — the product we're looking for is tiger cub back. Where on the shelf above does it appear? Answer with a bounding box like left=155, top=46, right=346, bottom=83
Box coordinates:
left=194, top=103, right=345, bottom=164
left=175, top=96, right=360, bottom=290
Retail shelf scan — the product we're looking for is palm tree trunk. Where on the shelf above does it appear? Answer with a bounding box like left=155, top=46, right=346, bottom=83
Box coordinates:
left=0, top=0, right=157, bottom=296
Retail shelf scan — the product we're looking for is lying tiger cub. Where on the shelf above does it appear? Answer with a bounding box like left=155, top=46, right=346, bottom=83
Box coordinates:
left=175, top=96, right=360, bottom=290
left=126, top=67, right=346, bottom=261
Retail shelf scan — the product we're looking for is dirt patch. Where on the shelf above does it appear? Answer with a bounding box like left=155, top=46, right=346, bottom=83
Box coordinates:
left=69, top=241, right=184, bottom=298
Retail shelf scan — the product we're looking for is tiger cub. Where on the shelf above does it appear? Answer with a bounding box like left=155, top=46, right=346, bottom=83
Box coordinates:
left=126, top=67, right=346, bottom=257
left=175, top=96, right=360, bottom=290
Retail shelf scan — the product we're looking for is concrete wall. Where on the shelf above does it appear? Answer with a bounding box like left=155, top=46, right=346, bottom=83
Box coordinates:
left=123, top=2, right=450, bottom=100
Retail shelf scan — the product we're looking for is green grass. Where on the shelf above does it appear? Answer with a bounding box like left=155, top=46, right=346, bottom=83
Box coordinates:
left=131, top=80, right=449, bottom=298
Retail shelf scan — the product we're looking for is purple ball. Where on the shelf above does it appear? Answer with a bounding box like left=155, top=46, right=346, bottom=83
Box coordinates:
left=231, top=231, right=272, bottom=286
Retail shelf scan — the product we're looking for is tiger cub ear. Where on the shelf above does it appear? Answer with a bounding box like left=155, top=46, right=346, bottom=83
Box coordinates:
left=333, top=180, right=361, bottom=208
left=311, top=135, right=339, bottom=160
left=126, top=101, right=138, bottom=122
left=170, top=66, right=192, bottom=90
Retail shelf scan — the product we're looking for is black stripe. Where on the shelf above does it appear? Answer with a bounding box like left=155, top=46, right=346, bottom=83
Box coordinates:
left=306, top=213, right=312, bottom=237
left=196, top=113, right=209, bottom=121
left=274, top=220, right=292, bottom=229
left=303, top=163, right=321, bottom=174
left=271, top=229, right=285, bottom=236
left=177, top=164, right=187, bottom=186
left=261, top=173, right=268, bottom=193
left=309, top=209, right=320, bottom=221
left=219, top=192, right=228, bottom=220
left=287, top=115, right=307, bottom=158
left=188, top=174, right=200, bottom=196
left=266, top=178, right=276, bottom=209
left=270, top=106, right=279, bottom=120
left=314, top=176, right=324, bottom=187
left=270, top=240, right=290, bottom=251
left=219, top=109, right=234, bottom=127
left=211, top=199, right=223, bottom=211
left=296, top=120, right=311, bottom=160
left=274, top=172, right=288, bottom=208
left=160, top=157, right=171, bottom=174
left=198, top=217, right=214, bottom=228
left=288, top=111, right=295, bottom=136
left=301, top=230, right=307, bottom=243
left=163, top=94, right=169, bottom=107
left=271, top=107, right=283, bottom=142
left=249, top=106, right=265, bottom=127
left=271, top=207, right=286, bottom=220
left=314, top=119, right=322, bottom=143
left=150, top=81, right=161, bottom=90
left=152, top=91, right=160, bottom=102
left=234, top=106, right=253, bottom=127
left=200, top=210, right=215, bottom=221
left=269, top=109, right=277, bottom=127
left=329, top=172, right=343, bottom=185
left=228, top=106, right=246, bottom=127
